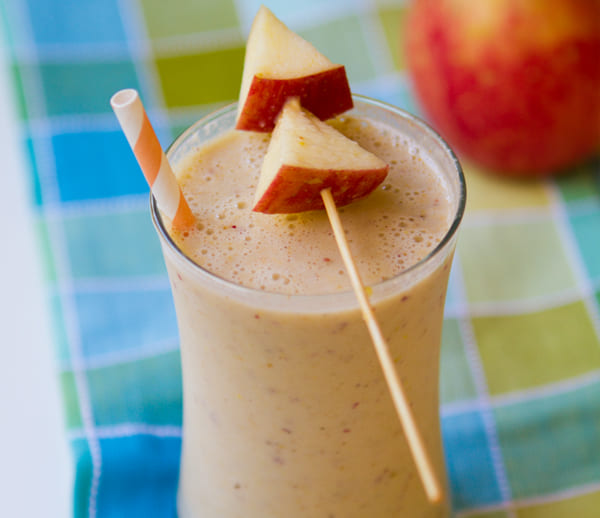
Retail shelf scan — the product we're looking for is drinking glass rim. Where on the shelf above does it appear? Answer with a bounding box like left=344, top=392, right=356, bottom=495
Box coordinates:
left=151, top=94, right=466, bottom=312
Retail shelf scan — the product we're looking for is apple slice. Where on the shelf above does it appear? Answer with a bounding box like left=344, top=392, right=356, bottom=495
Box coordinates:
left=253, top=98, right=389, bottom=214
left=236, top=6, right=353, bottom=132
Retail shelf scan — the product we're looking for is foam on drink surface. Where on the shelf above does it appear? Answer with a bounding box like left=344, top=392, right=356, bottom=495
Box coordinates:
left=170, top=115, right=452, bottom=295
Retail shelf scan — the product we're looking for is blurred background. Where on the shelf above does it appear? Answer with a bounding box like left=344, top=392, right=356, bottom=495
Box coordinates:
left=1, top=0, right=598, bottom=517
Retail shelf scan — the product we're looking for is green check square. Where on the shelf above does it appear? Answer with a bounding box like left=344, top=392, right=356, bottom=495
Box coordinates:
left=171, top=121, right=196, bottom=141
left=50, top=294, right=69, bottom=364
left=569, top=209, right=600, bottom=280
left=517, top=490, right=600, bottom=518
left=9, top=63, right=28, bottom=120
left=440, top=319, right=477, bottom=404
left=63, top=209, right=165, bottom=279
left=26, top=139, right=43, bottom=206
left=556, top=161, right=600, bottom=204
left=495, top=381, right=600, bottom=499
left=72, top=438, right=94, bottom=518
left=34, top=219, right=57, bottom=282
left=87, top=351, right=182, bottom=426
left=0, top=1, right=14, bottom=48
left=169, top=104, right=225, bottom=137
left=300, top=16, right=377, bottom=83
left=38, top=60, right=141, bottom=116
left=140, top=0, right=240, bottom=38
left=463, top=512, right=509, bottom=518
left=458, top=221, right=577, bottom=303
left=472, top=301, right=600, bottom=395
left=60, top=371, right=83, bottom=430
left=379, top=6, right=409, bottom=70
left=155, top=47, right=245, bottom=108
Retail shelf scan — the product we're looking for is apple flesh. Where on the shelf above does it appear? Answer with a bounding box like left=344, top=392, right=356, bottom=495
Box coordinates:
left=236, top=6, right=353, bottom=132
left=405, top=0, right=600, bottom=176
left=253, top=98, right=389, bottom=214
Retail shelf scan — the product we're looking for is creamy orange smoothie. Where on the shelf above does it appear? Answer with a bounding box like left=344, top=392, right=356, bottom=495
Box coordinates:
left=152, top=96, right=464, bottom=517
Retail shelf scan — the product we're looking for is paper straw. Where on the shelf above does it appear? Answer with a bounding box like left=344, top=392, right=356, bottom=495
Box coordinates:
left=110, top=89, right=195, bottom=231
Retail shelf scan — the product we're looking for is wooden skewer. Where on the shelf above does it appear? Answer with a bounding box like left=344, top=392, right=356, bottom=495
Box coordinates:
left=321, top=187, right=442, bottom=504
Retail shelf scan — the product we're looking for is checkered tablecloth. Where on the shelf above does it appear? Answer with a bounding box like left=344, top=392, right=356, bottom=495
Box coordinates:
left=1, top=1, right=599, bottom=517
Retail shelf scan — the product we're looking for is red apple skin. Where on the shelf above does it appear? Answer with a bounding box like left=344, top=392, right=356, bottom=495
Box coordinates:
left=236, top=66, right=353, bottom=132
left=405, top=0, right=600, bottom=176
left=253, top=165, right=388, bottom=214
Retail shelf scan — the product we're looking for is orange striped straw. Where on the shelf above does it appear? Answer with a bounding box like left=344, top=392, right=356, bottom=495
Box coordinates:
left=110, top=89, right=195, bottom=231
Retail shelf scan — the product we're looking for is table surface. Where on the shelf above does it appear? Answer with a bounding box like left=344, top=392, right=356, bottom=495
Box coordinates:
left=2, top=2, right=599, bottom=516
left=0, top=40, right=71, bottom=517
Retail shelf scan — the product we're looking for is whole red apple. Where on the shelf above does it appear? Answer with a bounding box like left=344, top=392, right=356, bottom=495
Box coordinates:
left=405, top=0, right=600, bottom=176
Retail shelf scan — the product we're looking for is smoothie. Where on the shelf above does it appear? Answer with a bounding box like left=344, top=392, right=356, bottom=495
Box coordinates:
left=153, top=96, right=464, bottom=517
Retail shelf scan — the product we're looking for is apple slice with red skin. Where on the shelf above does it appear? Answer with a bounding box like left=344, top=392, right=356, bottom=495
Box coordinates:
left=236, top=6, right=353, bottom=132
left=253, top=98, right=389, bottom=214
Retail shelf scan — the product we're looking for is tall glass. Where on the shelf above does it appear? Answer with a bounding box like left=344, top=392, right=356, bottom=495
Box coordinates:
left=152, top=96, right=465, bottom=518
